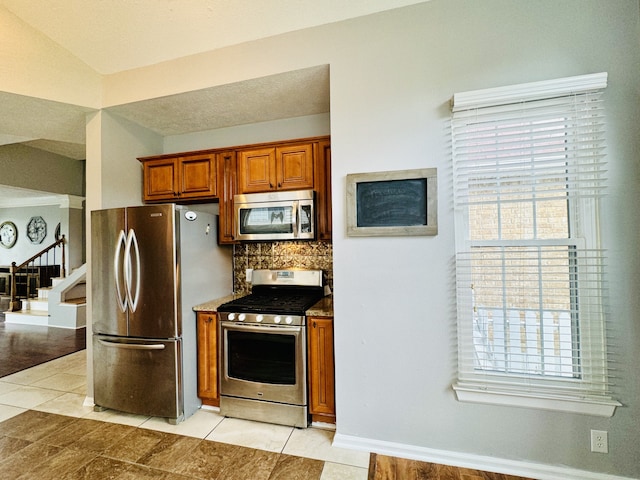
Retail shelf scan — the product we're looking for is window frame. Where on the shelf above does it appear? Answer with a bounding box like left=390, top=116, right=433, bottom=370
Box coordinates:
left=450, top=73, right=620, bottom=417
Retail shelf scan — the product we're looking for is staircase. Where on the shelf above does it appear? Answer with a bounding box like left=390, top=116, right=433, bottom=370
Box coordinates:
left=4, top=264, right=86, bottom=329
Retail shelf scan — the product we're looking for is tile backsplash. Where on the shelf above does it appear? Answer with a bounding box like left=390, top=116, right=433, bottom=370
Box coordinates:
left=232, top=241, right=333, bottom=295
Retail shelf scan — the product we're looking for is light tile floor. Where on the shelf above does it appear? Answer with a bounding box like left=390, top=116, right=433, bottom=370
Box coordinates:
left=0, top=350, right=369, bottom=479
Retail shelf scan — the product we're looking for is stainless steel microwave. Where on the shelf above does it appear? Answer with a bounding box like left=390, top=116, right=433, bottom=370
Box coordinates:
left=234, top=190, right=315, bottom=241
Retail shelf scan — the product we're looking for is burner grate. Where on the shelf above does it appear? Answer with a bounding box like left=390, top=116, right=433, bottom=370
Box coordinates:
left=217, top=290, right=323, bottom=315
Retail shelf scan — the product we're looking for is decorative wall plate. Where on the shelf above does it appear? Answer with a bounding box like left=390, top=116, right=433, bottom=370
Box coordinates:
left=27, top=216, right=47, bottom=244
left=0, top=221, right=18, bottom=248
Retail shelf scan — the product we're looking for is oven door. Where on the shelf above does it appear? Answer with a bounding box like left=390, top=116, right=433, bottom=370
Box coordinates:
left=219, top=321, right=307, bottom=405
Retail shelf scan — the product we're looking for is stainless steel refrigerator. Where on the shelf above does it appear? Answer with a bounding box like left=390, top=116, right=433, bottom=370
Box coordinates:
left=91, top=204, right=231, bottom=424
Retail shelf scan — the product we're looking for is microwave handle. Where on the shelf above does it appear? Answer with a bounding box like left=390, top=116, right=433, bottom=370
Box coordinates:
left=293, top=200, right=299, bottom=238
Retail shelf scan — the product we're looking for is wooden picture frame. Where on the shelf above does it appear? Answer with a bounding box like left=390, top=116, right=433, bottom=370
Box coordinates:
left=346, top=168, right=437, bottom=237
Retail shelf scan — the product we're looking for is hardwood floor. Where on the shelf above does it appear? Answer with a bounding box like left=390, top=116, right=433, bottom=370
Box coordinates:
left=368, top=453, right=535, bottom=480
left=0, top=321, right=86, bottom=377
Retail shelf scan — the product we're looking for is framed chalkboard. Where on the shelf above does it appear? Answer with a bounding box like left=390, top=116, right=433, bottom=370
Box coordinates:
left=346, top=168, right=437, bottom=236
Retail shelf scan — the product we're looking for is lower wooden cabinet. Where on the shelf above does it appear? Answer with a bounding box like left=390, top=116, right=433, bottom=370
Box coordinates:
left=196, top=311, right=219, bottom=407
left=307, top=316, right=336, bottom=423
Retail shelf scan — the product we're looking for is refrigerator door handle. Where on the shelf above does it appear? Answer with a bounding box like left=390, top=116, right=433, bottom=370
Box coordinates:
left=113, top=229, right=128, bottom=313
left=124, top=229, right=141, bottom=312
left=98, top=339, right=165, bottom=350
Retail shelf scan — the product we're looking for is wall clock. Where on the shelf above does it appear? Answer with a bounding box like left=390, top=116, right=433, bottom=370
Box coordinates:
left=0, top=221, right=18, bottom=248
left=27, top=216, right=47, bottom=244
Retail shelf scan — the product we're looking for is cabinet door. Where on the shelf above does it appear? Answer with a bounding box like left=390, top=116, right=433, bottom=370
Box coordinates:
left=308, top=316, right=336, bottom=423
left=217, top=151, right=238, bottom=244
left=179, top=154, right=217, bottom=199
left=196, top=312, right=219, bottom=406
left=314, top=140, right=332, bottom=241
left=237, top=147, right=276, bottom=193
left=143, top=158, right=178, bottom=201
left=276, top=143, right=314, bottom=191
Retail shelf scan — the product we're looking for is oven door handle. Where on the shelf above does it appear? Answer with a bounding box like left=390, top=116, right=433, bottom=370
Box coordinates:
left=220, top=322, right=303, bottom=334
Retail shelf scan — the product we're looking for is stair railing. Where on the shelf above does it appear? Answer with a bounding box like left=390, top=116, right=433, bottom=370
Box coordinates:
left=8, top=235, right=66, bottom=312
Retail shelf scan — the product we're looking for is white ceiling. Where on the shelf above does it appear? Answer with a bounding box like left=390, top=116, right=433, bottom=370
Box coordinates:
left=0, top=0, right=427, bottom=75
left=0, top=0, right=428, bottom=198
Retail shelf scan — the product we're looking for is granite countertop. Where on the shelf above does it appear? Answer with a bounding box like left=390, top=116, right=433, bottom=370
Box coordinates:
left=306, top=296, right=333, bottom=317
left=192, top=294, right=244, bottom=312
left=193, top=294, right=333, bottom=318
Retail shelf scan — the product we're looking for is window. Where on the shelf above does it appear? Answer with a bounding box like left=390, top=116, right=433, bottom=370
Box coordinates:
left=450, top=73, right=620, bottom=416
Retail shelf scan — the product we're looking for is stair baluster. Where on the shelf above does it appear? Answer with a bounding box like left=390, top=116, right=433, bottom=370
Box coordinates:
left=8, top=235, right=65, bottom=312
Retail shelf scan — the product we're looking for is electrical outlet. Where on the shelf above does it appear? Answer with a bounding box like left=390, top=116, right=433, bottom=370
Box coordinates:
left=590, top=429, right=608, bottom=453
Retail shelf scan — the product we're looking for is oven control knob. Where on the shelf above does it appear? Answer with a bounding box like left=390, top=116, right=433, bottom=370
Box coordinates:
left=238, top=314, right=246, bottom=322
left=285, top=316, right=293, bottom=325
left=228, top=313, right=236, bottom=321
left=274, top=316, right=282, bottom=324
left=256, top=315, right=264, bottom=323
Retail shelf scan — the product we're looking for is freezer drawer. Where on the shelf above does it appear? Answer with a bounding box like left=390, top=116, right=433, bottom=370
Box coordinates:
left=93, top=335, right=183, bottom=421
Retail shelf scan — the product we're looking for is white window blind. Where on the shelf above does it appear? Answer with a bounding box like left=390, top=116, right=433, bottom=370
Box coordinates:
left=450, top=73, right=620, bottom=416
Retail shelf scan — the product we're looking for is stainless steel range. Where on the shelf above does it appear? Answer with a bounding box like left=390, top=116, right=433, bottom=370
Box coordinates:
left=217, top=269, right=324, bottom=428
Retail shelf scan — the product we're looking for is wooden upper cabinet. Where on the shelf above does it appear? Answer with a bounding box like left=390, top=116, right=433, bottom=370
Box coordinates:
left=140, top=137, right=329, bottom=244
left=314, top=140, right=332, bottom=241
left=144, top=158, right=178, bottom=200
left=141, top=153, right=217, bottom=202
left=217, top=151, right=237, bottom=244
left=237, top=147, right=276, bottom=194
left=237, top=142, right=314, bottom=194
left=180, top=154, right=217, bottom=199
left=276, top=143, right=314, bottom=191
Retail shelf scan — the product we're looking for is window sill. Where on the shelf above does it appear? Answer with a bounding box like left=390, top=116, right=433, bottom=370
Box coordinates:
left=453, top=382, right=621, bottom=417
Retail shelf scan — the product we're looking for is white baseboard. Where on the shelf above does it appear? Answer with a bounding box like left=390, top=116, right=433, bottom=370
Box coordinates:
left=200, top=404, right=220, bottom=412
left=4, top=311, right=49, bottom=326
left=332, top=433, right=635, bottom=480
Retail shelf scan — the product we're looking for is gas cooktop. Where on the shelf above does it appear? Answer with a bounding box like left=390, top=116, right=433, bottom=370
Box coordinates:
left=217, top=288, right=323, bottom=315
left=217, top=269, right=324, bottom=318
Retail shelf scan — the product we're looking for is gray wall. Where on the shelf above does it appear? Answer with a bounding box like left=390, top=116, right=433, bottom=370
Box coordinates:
left=328, top=1, right=640, bottom=478
left=0, top=205, right=61, bottom=265
left=0, top=144, right=84, bottom=196
left=0, top=203, right=85, bottom=272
